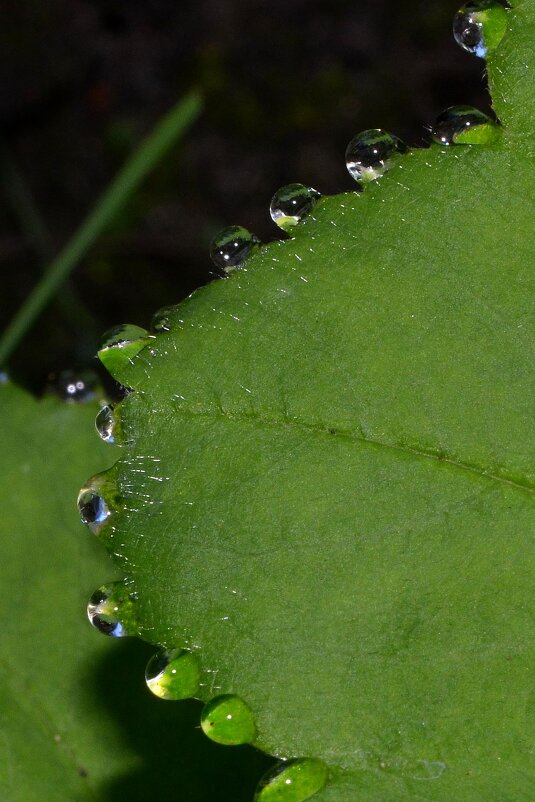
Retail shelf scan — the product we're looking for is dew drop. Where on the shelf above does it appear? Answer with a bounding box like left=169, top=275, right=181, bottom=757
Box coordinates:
left=151, top=306, right=175, bottom=333
left=99, top=324, right=149, bottom=350
left=98, top=324, right=152, bottom=374
left=209, top=225, right=260, bottom=274
left=200, top=694, right=256, bottom=745
left=254, top=759, right=329, bottom=802
left=145, top=649, right=201, bottom=700
left=77, top=489, right=110, bottom=530
left=345, top=129, right=407, bottom=183
left=87, top=582, right=138, bottom=638
left=270, top=184, right=321, bottom=230
left=453, top=1, right=507, bottom=58
left=95, top=404, right=117, bottom=444
left=77, top=473, right=119, bottom=534
left=431, top=105, right=500, bottom=146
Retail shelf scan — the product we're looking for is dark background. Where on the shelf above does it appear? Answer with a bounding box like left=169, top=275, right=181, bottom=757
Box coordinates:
left=0, top=0, right=490, bottom=390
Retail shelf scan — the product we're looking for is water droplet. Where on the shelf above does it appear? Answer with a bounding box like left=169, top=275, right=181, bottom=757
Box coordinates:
left=98, top=324, right=152, bottom=374
left=453, top=1, right=507, bottom=58
left=99, top=324, right=149, bottom=350
left=345, top=129, right=407, bottom=183
left=145, top=649, right=201, bottom=700
left=209, top=226, right=260, bottom=274
left=87, top=582, right=138, bottom=637
left=200, top=694, right=256, bottom=745
left=95, top=404, right=118, bottom=444
left=77, top=489, right=109, bottom=530
left=254, top=759, right=329, bottom=802
left=151, top=306, right=175, bottom=333
left=431, top=105, right=500, bottom=145
left=48, top=369, right=99, bottom=403
left=270, top=184, right=321, bottom=230
left=77, top=472, right=119, bottom=534
left=0, top=371, right=10, bottom=385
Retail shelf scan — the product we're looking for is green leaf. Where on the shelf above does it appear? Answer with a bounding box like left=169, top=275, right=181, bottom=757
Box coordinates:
left=92, top=1, right=535, bottom=799
left=0, top=382, right=268, bottom=801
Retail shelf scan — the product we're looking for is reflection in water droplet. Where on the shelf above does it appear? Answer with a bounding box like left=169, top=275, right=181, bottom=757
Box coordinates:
left=200, top=694, right=256, bottom=745
left=0, top=371, right=10, bottom=384
left=95, top=404, right=117, bottom=444
left=77, top=473, right=119, bottom=535
left=255, top=759, right=329, bottom=802
left=145, top=649, right=201, bottom=700
left=209, top=226, right=260, bottom=274
left=453, top=1, right=507, bottom=58
left=345, top=129, right=407, bottom=183
left=151, top=307, right=175, bottom=333
left=270, top=184, right=321, bottom=231
left=87, top=582, right=138, bottom=638
left=431, top=106, right=499, bottom=146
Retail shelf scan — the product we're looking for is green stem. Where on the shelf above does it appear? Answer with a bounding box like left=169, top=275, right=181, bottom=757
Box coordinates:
left=0, top=91, right=202, bottom=366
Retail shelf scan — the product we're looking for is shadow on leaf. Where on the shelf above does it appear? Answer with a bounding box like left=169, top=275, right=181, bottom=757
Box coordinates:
left=86, top=638, right=271, bottom=801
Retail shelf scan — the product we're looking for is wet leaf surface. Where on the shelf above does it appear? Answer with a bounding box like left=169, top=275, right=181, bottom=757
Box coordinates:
left=91, top=1, right=535, bottom=798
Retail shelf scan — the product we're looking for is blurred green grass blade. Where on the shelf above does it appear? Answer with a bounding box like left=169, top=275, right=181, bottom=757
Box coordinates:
left=0, top=91, right=202, bottom=367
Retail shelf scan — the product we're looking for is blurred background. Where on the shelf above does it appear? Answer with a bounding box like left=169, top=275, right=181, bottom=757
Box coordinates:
left=0, top=0, right=491, bottom=391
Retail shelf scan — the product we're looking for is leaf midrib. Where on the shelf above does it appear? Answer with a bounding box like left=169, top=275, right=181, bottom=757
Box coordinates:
left=153, top=399, right=534, bottom=494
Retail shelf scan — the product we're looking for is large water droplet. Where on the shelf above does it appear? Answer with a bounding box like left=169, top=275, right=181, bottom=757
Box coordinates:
left=254, top=759, right=329, bottom=802
left=145, top=649, right=201, bottom=700
left=270, top=184, right=321, bottom=231
left=345, top=129, right=407, bottom=183
left=77, top=489, right=110, bottom=531
left=200, top=694, right=256, bottom=745
left=77, top=473, right=119, bottom=534
left=98, top=324, right=152, bottom=374
left=99, top=324, right=149, bottom=350
left=209, top=226, right=260, bottom=274
left=87, top=582, right=138, bottom=638
left=453, top=1, right=507, bottom=58
left=95, top=404, right=118, bottom=444
left=432, top=105, right=500, bottom=146
left=151, top=306, right=175, bottom=333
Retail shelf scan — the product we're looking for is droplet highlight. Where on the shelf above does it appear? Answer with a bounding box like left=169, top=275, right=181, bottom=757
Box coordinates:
left=87, top=582, right=138, bottom=638
left=345, top=129, right=407, bottom=183
left=270, top=184, right=321, bottom=231
left=95, top=404, right=118, bottom=444
left=453, top=1, right=507, bottom=58
left=431, top=105, right=500, bottom=146
left=77, top=472, right=119, bottom=535
left=145, top=649, right=201, bottom=700
left=209, top=225, right=260, bottom=274
left=200, top=694, right=256, bottom=745
left=49, top=369, right=98, bottom=403
left=254, top=759, right=329, bottom=802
